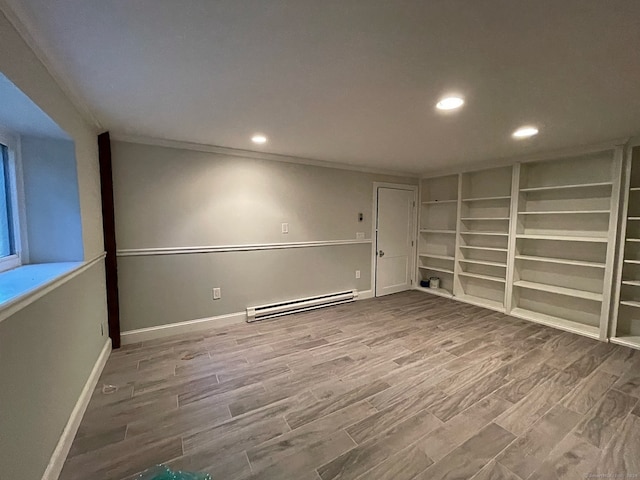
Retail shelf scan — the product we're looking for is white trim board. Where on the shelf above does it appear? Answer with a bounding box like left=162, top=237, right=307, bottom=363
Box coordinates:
left=117, top=239, right=373, bottom=257
left=121, top=289, right=374, bottom=345
left=112, top=134, right=418, bottom=178
left=41, top=338, right=111, bottom=480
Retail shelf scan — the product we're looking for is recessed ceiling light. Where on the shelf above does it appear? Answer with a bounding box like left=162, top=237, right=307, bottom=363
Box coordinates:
left=512, top=126, right=539, bottom=139
left=251, top=134, right=267, bottom=144
left=436, top=96, right=464, bottom=111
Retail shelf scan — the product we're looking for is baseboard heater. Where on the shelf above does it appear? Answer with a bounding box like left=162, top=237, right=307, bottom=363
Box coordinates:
left=246, top=290, right=358, bottom=323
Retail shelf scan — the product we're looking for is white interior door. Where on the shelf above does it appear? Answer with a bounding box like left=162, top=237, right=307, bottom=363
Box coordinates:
left=375, top=187, right=415, bottom=297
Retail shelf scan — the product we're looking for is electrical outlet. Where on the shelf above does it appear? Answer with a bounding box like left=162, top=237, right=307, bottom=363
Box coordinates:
left=355, top=270, right=361, bottom=279
left=281, top=223, right=289, bottom=234
left=212, top=287, right=221, bottom=300
left=356, top=232, right=365, bottom=240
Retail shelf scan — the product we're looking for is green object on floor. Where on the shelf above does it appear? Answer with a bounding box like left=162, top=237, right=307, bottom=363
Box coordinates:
left=135, top=465, right=212, bottom=480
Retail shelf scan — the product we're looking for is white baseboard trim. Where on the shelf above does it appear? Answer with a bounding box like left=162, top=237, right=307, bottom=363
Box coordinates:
left=42, top=338, right=111, bottom=480
left=357, top=289, right=374, bottom=300
left=121, top=311, right=246, bottom=344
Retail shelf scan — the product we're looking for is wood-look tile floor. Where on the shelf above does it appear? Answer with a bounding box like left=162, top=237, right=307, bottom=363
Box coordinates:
left=61, top=291, right=640, bottom=480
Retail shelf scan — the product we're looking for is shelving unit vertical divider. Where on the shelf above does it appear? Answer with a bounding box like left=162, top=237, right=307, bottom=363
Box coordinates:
left=610, top=146, right=633, bottom=339
left=504, top=163, right=521, bottom=313
left=599, top=146, right=624, bottom=340
left=453, top=174, right=463, bottom=298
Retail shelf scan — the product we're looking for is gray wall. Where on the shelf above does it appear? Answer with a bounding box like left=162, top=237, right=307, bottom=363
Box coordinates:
left=21, top=135, right=84, bottom=263
left=0, top=8, right=107, bottom=479
left=112, top=140, right=416, bottom=331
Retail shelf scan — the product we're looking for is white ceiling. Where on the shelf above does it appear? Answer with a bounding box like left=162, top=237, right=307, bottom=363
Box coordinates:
left=0, top=73, right=69, bottom=140
left=5, top=0, right=640, bottom=174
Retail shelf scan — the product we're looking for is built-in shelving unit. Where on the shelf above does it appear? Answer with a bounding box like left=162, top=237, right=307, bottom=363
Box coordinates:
left=509, top=149, right=621, bottom=340
left=417, top=175, right=459, bottom=298
left=612, top=147, right=640, bottom=349
left=454, top=166, right=512, bottom=311
left=413, top=145, right=630, bottom=346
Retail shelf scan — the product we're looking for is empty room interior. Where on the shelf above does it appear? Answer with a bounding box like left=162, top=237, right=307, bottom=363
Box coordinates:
left=2, top=1, right=640, bottom=479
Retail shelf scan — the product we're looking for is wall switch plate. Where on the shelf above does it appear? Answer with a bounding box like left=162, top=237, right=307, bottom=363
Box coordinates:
left=281, top=223, right=289, bottom=234
left=356, top=232, right=365, bottom=240
left=355, top=270, right=361, bottom=279
left=212, top=287, right=221, bottom=300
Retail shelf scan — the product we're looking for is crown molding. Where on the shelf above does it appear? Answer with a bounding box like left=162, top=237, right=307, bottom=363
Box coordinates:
left=0, top=0, right=102, bottom=130
left=111, top=133, right=419, bottom=179
left=420, top=137, right=632, bottom=178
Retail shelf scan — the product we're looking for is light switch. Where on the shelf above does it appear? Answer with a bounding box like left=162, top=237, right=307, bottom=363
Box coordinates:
left=282, top=223, right=289, bottom=234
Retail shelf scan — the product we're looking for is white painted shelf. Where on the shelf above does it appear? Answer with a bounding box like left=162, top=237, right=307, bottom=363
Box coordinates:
left=622, top=280, right=640, bottom=287
left=514, top=280, right=603, bottom=302
left=610, top=336, right=640, bottom=349
left=419, top=253, right=455, bottom=261
left=460, top=217, right=510, bottom=221
left=420, top=229, right=456, bottom=234
left=630, top=187, right=640, bottom=191
left=516, top=234, right=608, bottom=243
left=624, top=260, right=640, bottom=264
left=422, top=199, right=457, bottom=205
left=459, top=259, right=507, bottom=268
left=459, top=245, right=508, bottom=252
left=457, top=294, right=504, bottom=312
left=628, top=217, right=640, bottom=221
left=415, top=286, right=453, bottom=298
left=510, top=308, right=600, bottom=339
left=461, top=195, right=511, bottom=202
left=418, top=265, right=454, bottom=275
left=458, top=271, right=506, bottom=283
left=519, top=181, right=612, bottom=192
left=460, top=231, right=509, bottom=236
left=627, top=239, right=640, bottom=243
left=620, top=300, right=640, bottom=309
left=518, top=210, right=610, bottom=215
left=515, top=255, right=606, bottom=269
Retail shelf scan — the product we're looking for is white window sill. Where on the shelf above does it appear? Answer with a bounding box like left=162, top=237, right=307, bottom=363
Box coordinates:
left=0, top=262, right=83, bottom=308
left=0, top=253, right=106, bottom=322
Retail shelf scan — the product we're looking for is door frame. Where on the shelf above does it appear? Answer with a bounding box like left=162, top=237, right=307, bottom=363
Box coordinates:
left=371, top=182, right=419, bottom=297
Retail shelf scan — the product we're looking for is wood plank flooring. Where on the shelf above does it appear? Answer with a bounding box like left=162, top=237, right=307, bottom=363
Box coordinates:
left=60, top=291, right=640, bottom=480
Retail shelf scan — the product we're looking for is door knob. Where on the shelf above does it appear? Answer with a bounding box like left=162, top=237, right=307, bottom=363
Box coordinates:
left=379, top=250, right=385, bottom=257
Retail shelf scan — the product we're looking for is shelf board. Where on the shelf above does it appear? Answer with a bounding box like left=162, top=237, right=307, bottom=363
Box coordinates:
left=457, top=294, right=505, bottom=312
left=419, top=253, right=455, bottom=261
left=418, top=265, right=454, bottom=275
left=458, top=272, right=506, bottom=284
left=627, top=239, right=640, bottom=243
left=610, top=336, right=640, bottom=350
left=459, top=245, right=508, bottom=252
left=622, top=280, right=640, bottom=287
left=420, top=229, right=456, bottom=234
left=459, top=259, right=507, bottom=268
left=422, top=199, right=457, bottom=205
left=460, top=217, right=510, bottom=221
left=628, top=217, right=640, bottom=221
left=515, top=255, right=606, bottom=269
left=510, top=308, right=600, bottom=339
left=516, top=234, right=608, bottom=243
left=461, top=195, right=511, bottom=202
left=519, top=210, right=610, bottom=215
left=624, top=260, right=640, bottom=264
left=415, top=285, right=453, bottom=299
left=630, top=187, right=640, bottom=192
left=460, top=231, right=509, bottom=236
left=620, top=300, right=640, bottom=309
left=519, top=181, right=612, bottom=193
left=513, top=280, right=603, bottom=302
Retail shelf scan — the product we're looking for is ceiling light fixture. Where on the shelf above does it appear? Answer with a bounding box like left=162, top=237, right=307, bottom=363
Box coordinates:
left=251, top=134, right=267, bottom=144
left=512, top=126, right=539, bottom=139
left=436, top=96, right=465, bottom=111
